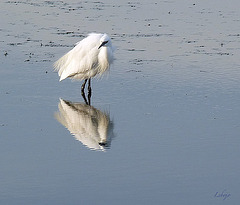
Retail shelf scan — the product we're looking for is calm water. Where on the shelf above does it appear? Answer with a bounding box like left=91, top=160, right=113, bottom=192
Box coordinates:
left=1, top=0, right=240, bottom=204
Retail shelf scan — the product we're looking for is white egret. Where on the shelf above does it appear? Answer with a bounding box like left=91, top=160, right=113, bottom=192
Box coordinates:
left=54, top=33, right=114, bottom=104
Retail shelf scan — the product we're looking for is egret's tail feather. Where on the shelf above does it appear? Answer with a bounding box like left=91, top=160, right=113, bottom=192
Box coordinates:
left=53, top=52, right=71, bottom=80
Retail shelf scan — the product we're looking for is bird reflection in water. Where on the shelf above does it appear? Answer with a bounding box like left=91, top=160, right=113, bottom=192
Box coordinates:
left=55, top=99, right=114, bottom=151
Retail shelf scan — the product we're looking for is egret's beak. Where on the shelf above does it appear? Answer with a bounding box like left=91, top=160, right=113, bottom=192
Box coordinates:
left=98, top=41, right=108, bottom=49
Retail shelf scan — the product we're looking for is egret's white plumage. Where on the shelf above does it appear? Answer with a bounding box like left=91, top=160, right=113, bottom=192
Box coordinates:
left=54, top=33, right=114, bottom=81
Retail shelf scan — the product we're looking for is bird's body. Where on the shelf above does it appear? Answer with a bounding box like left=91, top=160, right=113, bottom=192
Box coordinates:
left=54, top=33, right=114, bottom=81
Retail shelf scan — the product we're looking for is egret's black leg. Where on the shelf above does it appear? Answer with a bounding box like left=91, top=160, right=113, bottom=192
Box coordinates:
left=81, top=79, right=88, bottom=95
left=81, top=79, right=88, bottom=105
left=88, top=78, right=92, bottom=105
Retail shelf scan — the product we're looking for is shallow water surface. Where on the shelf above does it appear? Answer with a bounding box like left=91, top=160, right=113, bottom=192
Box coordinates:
left=1, top=0, right=240, bottom=204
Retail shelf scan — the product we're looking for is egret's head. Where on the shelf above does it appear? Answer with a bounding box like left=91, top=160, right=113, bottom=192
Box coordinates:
left=98, top=34, right=111, bottom=49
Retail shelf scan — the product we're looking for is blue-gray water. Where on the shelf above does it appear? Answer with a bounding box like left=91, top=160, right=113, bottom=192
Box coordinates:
left=1, top=0, right=240, bottom=204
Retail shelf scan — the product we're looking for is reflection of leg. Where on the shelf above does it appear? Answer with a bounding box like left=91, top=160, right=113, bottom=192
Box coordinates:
left=81, top=91, right=88, bottom=105
left=81, top=79, right=88, bottom=105
left=88, top=78, right=92, bottom=105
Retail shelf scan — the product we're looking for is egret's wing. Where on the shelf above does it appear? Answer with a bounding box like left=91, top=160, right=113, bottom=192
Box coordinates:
left=54, top=33, right=103, bottom=81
